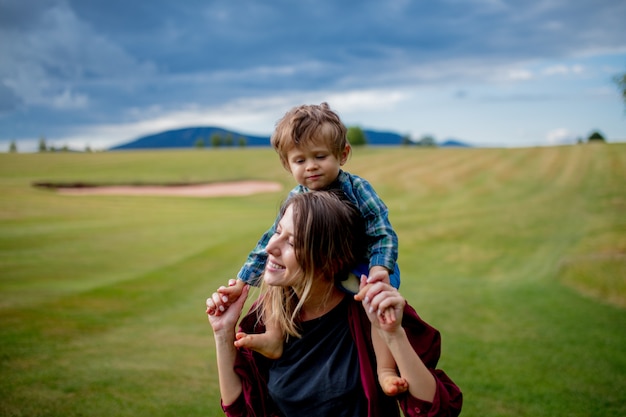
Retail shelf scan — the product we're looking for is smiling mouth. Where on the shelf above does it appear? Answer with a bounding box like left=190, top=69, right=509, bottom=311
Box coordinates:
left=268, top=261, right=285, bottom=270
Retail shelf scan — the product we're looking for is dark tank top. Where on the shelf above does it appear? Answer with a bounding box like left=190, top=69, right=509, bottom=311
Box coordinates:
left=267, top=296, right=365, bottom=417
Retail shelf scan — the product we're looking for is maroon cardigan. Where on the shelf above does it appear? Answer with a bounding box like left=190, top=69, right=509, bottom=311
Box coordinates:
left=221, top=299, right=463, bottom=417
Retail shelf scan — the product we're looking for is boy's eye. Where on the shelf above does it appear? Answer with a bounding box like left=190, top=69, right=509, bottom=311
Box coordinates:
left=316, top=154, right=327, bottom=159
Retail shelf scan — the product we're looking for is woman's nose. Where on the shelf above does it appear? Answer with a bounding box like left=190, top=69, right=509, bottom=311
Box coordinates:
left=265, top=237, right=278, bottom=255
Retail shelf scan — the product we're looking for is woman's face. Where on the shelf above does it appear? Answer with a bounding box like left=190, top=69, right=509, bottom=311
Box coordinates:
left=264, top=205, right=302, bottom=287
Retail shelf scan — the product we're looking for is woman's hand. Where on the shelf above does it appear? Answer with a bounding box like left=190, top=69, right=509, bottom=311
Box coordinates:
left=206, top=278, right=243, bottom=316
left=356, top=276, right=405, bottom=333
left=207, top=284, right=250, bottom=406
left=207, top=284, right=250, bottom=335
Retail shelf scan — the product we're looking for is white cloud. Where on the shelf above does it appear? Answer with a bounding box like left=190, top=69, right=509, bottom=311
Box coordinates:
left=42, top=88, right=411, bottom=150
left=51, top=88, right=89, bottom=109
left=542, top=64, right=585, bottom=76
left=546, top=128, right=575, bottom=145
left=507, top=69, right=534, bottom=81
left=543, top=65, right=569, bottom=76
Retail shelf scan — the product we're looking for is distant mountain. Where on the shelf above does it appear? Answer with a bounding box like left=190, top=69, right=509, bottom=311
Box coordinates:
left=440, top=139, right=472, bottom=147
left=362, top=129, right=405, bottom=145
left=110, top=127, right=270, bottom=150
left=109, top=126, right=408, bottom=150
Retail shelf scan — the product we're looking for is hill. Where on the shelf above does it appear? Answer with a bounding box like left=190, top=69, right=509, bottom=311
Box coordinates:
left=109, top=126, right=420, bottom=150
left=440, top=139, right=471, bottom=147
left=110, top=127, right=271, bottom=149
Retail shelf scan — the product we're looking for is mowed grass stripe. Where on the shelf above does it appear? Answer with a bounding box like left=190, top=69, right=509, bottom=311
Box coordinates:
left=0, top=145, right=624, bottom=417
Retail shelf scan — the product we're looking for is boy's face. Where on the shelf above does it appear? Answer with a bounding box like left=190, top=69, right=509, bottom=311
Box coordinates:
left=286, top=143, right=350, bottom=190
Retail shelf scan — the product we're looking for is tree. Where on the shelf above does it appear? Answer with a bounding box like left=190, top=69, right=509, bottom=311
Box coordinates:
left=9, top=140, right=17, bottom=153
left=588, top=130, right=606, bottom=143
left=38, top=136, right=47, bottom=152
left=194, top=137, right=205, bottom=148
left=224, top=133, right=234, bottom=147
left=238, top=136, right=247, bottom=147
left=401, top=135, right=413, bottom=146
left=347, top=126, right=367, bottom=146
left=417, top=134, right=437, bottom=147
left=210, top=133, right=223, bottom=148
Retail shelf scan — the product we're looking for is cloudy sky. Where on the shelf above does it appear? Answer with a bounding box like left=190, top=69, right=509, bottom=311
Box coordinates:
left=1, top=0, right=625, bottom=151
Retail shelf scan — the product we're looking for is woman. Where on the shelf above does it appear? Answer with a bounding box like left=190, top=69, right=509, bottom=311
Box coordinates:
left=206, top=191, right=462, bottom=417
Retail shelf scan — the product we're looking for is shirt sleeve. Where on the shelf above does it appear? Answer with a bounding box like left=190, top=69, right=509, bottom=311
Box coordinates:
left=344, top=173, right=399, bottom=272
left=400, top=369, right=463, bottom=417
left=236, top=225, right=274, bottom=286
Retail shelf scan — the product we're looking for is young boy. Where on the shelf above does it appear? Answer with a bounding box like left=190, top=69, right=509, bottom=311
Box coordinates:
left=214, top=102, right=405, bottom=395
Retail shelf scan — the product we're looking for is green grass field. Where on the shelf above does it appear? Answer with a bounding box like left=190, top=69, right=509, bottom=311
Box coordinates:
left=1, top=145, right=625, bottom=416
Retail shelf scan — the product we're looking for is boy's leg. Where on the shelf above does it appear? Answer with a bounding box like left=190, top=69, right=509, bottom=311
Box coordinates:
left=234, top=318, right=284, bottom=359
left=371, top=324, right=408, bottom=396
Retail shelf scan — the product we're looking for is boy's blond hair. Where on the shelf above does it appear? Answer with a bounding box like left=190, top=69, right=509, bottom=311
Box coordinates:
left=271, top=102, right=350, bottom=170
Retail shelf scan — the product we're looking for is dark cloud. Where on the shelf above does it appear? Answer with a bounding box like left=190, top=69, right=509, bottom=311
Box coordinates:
left=0, top=81, right=22, bottom=113
left=0, top=0, right=625, bottom=142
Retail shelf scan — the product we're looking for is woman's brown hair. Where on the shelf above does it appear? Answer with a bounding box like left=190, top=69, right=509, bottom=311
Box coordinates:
left=258, top=190, right=366, bottom=338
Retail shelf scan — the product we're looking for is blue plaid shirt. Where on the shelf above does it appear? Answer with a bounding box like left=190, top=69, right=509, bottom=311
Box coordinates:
left=237, top=170, right=399, bottom=286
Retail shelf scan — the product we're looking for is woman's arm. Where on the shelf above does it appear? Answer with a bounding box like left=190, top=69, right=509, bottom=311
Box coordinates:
left=357, top=281, right=436, bottom=402
left=207, top=284, right=250, bottom=406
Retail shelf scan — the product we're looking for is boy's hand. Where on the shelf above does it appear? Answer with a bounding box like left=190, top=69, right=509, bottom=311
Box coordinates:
left=367, top=265, right=391, bottom=285
left=207, top=279, right=244, bottom=316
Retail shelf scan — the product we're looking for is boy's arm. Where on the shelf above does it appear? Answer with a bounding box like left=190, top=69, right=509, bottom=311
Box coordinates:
left=237, top=207, right=286, bottom=286
left=236, top=225, right=274, bottom=286
left=349, top=176, right=398, bottom=272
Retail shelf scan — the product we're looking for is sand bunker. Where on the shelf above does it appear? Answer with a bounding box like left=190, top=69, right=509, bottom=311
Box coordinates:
left=54, top=181, right=283, bottom=197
